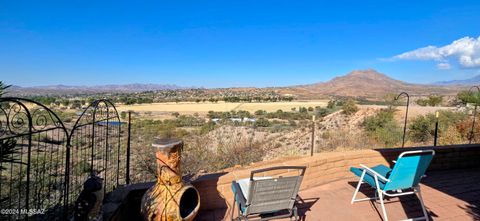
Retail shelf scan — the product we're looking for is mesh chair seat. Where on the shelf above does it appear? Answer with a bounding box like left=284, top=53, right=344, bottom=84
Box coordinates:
left=231, top=166, right=306, bottom=221
left=231, top=177, right=272, bottom=214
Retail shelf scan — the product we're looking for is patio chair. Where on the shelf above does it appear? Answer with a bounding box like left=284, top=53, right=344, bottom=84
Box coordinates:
left=231, top=166, right=306, bottom=221
left=350, top=150, right=435, bottom=221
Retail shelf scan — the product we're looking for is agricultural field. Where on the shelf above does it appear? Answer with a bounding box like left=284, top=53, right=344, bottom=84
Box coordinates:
left=117, top=100, right=456, bottom=121
left=116, top=100, right=329, bottom=115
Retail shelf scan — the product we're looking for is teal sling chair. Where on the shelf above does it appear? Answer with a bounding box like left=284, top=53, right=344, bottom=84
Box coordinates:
left=350, top=150, right=435, bottom=221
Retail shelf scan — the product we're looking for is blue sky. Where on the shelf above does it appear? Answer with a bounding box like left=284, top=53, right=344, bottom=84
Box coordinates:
left=1, top=1, right=480, bottom=88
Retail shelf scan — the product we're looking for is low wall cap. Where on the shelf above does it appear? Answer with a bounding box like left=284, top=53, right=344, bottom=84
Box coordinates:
left=152, top=137, right=183, bottom=152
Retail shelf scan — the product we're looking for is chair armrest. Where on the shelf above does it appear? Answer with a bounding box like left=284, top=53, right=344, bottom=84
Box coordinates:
left=360, top=164, right=390, bottom=182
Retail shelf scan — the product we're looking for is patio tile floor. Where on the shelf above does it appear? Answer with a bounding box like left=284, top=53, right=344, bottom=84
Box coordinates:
left=196, top=168, right=480, bottom=221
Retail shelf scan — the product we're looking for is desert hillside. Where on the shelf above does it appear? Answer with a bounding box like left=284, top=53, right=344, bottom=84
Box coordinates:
left=279, top=69, right=467, bottom=99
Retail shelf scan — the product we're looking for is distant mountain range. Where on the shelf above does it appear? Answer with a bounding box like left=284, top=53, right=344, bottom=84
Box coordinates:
left=7, top=83, right=183, bottom=96
left=277, top=69, right=467, bottom=99
left=434, top=75, right=480, bottom=86
left=6, top=69, right=472, bottom=98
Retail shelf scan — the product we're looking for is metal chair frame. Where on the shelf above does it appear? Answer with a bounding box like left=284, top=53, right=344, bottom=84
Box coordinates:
left=351, top=150, right=435, bottom=221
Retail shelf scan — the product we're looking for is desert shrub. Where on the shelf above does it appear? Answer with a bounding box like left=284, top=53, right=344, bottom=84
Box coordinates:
left=436, top=110, right=467, bottom=128
left=457, top=90, right=480, bottom=105
left=408, top=110, right=467, bottom=143
left=362, top=109, right=402, bottom=146
left=254, top=118, right=271, bottom=127
left=428, top=95, right=443, bottom=106
left=288, top=120, right=297, bottom=127
left=408, top=116, right=433, bottom=142
left=254, top=110, right=267, bottom=116
left=363, top=109, right=396, bottom=132
left=207, top=111, right=219, bottom=119
left=0, top=138, right=18, bottom=170
left=207, top=110, right=233, bottom=119
left=370, top=124, right=402, bottom=147
left=120, top=111, right=127, bottom=119
left=71, top=100, right=82, bottom=109
left=327, top=100, right=336, bottom=109
left=342, top=99, right=358, bottom=115
left=315, top=108, right=331, bottom=117
left=455, top=116, right=480, bottom=142
left=29, top=96, right=57, bottom=106
left=236, top=110, right=252, bottom=118
left=270, top=124, right=286, bottom=133
left=416, top=99, right=429, bottom=107
left=73, top=161, right=92, bottom=176
left=439, top=125, right=463, bottom=145
left=199, top=121, right=216, bottom=135
left=416, top=95, right=443, bottom=107
left=182, top=135, right=266, bottom=175
left=53, top=110, right=76, bottom=123
left=265, top=110, right=309, bottom=120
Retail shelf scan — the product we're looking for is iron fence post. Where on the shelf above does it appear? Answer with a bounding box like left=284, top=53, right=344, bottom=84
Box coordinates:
left=395, top=92, right=410, bottom=148
left=126, top=111, right=131, bottom=184
left=470, top=105, right=477, bottom=144
left=90, top=103, right=97, bottom=172
left=434, top=111, right=439, bottom=147
left=468, top=86, right=480, bottom=144
left=64, top=142, right=71, bottom=220
left=25, top=104, right=33, bottom=221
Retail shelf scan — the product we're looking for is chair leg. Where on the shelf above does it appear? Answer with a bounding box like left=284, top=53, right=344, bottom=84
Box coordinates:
left=374, top=176, right=388, bottom=221
left=416, top=187, right=429, bottom=221
left=293, top=206, right=298, bottom=221
left=231, top=196, right=236, bottom=221
left=351, top=170, right=366, bottom=204
left=378, top=190, right=389, bottom=221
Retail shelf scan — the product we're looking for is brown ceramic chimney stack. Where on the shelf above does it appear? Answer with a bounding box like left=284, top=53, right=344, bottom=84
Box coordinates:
left=141, top=138, right=200, bottom=221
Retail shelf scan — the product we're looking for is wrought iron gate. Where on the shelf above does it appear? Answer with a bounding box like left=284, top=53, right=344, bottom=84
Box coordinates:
left=67, top=99, right=126, bottom=208
left=0, top=97, right=128, bottom=220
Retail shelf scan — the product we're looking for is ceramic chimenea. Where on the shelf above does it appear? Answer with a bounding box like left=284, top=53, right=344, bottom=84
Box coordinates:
left=141, top=138, right=200, bottom=221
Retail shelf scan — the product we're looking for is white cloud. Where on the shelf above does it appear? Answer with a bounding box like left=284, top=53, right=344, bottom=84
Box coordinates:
left=437, top=62, right=451, bottom=70
left=393, top=36, right=480, bottom=69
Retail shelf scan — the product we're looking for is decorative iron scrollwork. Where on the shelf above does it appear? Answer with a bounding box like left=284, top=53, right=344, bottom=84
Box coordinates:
left=0, top=97, right=126, bottom=221
left=4, top=102, right=29, bottom=136
left=0, top=99, right=67, bottom=138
